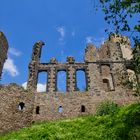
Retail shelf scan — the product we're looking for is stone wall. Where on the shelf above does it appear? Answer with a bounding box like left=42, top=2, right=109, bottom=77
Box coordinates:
left=0, top=84, right=34, bottom=133
left=27, top=34, right=132, bottom=94
left=33, top=90, right=139, bottom=122
left=26, top=34, right=139, bottom=122
left=0, top=32, right=8, bottom=79
left=0, top=34, right=139, bottom=133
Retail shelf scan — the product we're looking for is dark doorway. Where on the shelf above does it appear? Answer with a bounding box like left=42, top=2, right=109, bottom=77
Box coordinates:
left=36, top=106, right=40, bottom=114
left=81, top=105, right=85, bottom=112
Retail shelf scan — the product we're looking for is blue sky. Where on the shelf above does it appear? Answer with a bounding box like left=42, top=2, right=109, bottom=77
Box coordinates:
left=0, top=0, right=137, bottom=91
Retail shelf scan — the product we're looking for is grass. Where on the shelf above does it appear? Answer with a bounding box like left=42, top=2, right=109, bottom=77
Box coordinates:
left=0, top=102, right=140, bottom=140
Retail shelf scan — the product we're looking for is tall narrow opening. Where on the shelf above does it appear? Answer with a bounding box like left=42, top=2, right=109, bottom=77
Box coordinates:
left=36, top=106, right=40, bottom=114
left=81, top=105, right=85, bottom=112
left=37, top=72, right=48, bottom=92
left=57, top=70, right=67, bottom=92
left=103, top=78, right=110, bottom=92
left=76, top=70, right=87, bottom=91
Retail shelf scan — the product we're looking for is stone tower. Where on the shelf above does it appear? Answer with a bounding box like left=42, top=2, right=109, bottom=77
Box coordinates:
left=0, top=31, right=9, bottom=79
left=98, top=34, right=131, bottom=89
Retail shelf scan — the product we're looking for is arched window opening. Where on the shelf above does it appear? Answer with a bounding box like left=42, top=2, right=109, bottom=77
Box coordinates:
left=37, top=72, right=48, bottom=92
left=81, top=105, right=85, bottom=112
left=18, top=102, right=25, bottom=111
left=58, top=106, right=63, bottom=113
left=36, top=106, right=40, bottom=114
left=57, top=71, right=66, bottom=92
left=76, top=70, right=87, bottom=91
left=103, top=79, right=110, bottom=92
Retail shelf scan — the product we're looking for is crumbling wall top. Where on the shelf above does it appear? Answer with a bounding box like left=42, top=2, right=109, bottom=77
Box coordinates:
left=49, top=57, right=58, bottom=64
left=67, top=56, right=75, bottom=64
left=31, top=41, right=45, bottom=62
left=84, top=43, right=99, bottom=62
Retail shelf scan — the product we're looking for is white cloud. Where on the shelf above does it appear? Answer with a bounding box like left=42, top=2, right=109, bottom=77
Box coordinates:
left=9, top=47, right=21, bottom=56
left=22, top=82, right=46, bottom=92
left=37, top=83, right=46, bottom=92
left=56, top=26, right=65, bottom=41
left=101, top=37, right=105, bottom=44
left=3, top=48, right=21, bottom=77
left=22, top=82, right=27, bottom=89
left=94, top=37, right=105, bottom=47
left=86, top=36, right=93, bottom=43
left=3, top=57, right=19, bottom=77
left=86, top=36, right=106, bottom=47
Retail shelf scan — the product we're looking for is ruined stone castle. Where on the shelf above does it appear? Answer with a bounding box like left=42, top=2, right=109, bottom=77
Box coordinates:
left=0, top=33, right=139, bottom=133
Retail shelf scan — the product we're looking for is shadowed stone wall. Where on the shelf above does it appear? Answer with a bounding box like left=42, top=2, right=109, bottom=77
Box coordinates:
left=0, top=32, right=8, bottom=79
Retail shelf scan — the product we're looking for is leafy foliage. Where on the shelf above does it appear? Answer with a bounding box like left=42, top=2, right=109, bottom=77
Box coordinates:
left=96, top=100, right=119, bottom=116
left=100, top=0, right=140, bottom=33
left=0, top=103, right=140, bottom=140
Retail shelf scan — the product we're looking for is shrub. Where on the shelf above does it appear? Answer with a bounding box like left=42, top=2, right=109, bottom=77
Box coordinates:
left=113, top=103, right=140, bottom=140
left=96, top=100, right=119, bottom=116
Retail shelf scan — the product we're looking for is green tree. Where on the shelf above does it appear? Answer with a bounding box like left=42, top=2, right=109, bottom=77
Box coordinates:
left=99, top=0, right=140, bottom=94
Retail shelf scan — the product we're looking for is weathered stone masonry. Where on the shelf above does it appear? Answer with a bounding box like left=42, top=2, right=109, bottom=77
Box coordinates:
left=27, top=35, right=132, bottom=94
left=0, top=33, right=139, bottom=133
left=0, top=84, right=34, bottom=133
left=0, top=31, right=8, bottom=79
left=27, top=34, right=139, bottom=122
left=0, top=32, right=34, bottom=133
